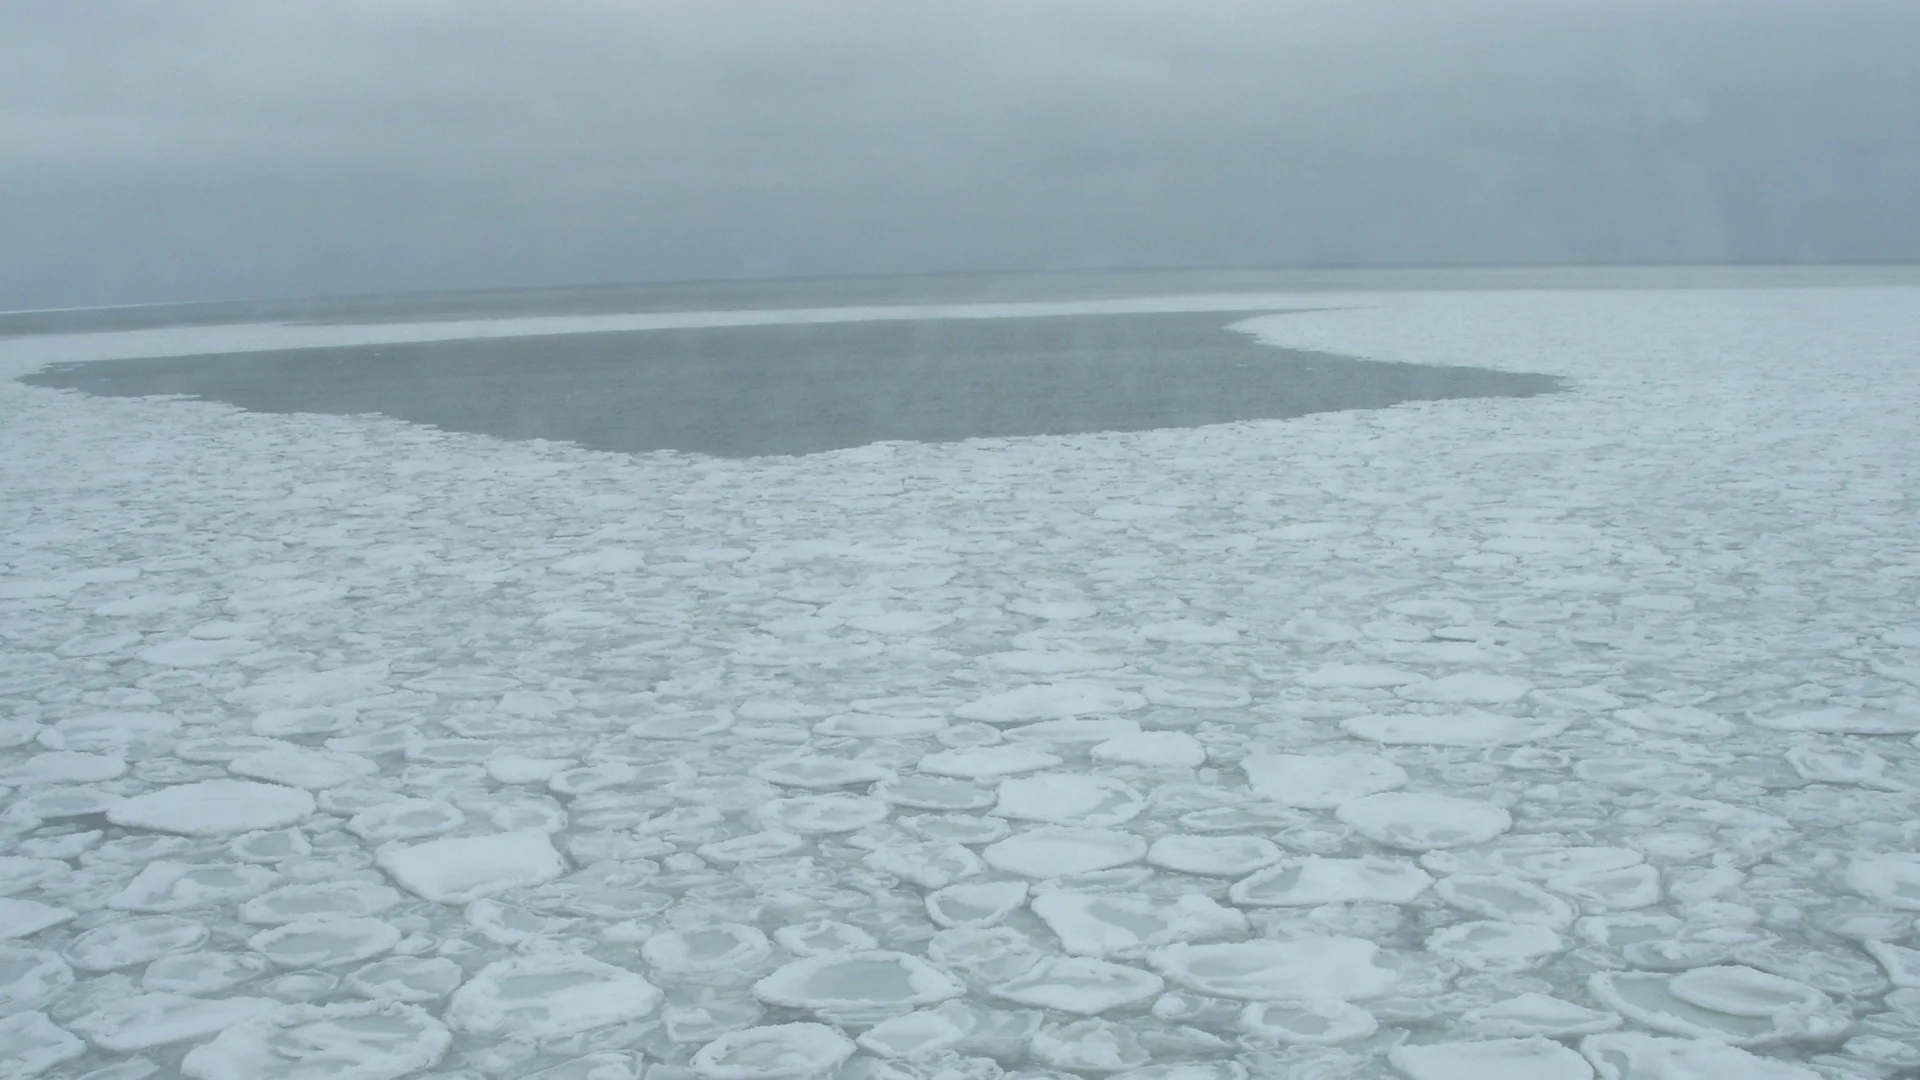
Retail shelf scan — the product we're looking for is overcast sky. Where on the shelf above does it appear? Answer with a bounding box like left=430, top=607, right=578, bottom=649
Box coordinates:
left=2, top=0, right=1916, bottom=308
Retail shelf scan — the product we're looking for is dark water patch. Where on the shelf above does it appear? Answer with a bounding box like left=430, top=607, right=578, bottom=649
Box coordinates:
left=22, top=312, right=1562, bottom=458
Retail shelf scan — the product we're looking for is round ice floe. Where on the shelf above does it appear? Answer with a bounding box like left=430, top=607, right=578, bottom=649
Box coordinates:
left=1239, top=999, right=1378, bottom=1045
left=0, top=1011, right=85, bottom=1075
left=751, top=756, right=895, bottom=789
left=1243, top=752, right=1407, bottom=809
left=1577, top=1032, right=1821, bottom=1080
left=1526, top=689, right=1623, bottom=719
left=848, top=611, right=953, bottom=635
left=858, top=1006, right=973, bottom=1058
left=989, top=955, right=1164, bottom=1014
left=773, top=921, right=877, bottom=957
left=691, top=1023, right=855, bottom=1080
left=1030, top=1017, right=1150, bottom=1072
left=249, top=918, right=402, bottom=968
left=404, top=738, right=496, bottom=764
left=1150, top=939, right=1396, bottom=1001
left=738, top=699, right=830, bottom=723
left=1462, top=995, right=1620, bottom=1039
left=1336, top=793, right=1511, bottom=851
left=181, top=1000, right=451, bottom=1080
left=108, top=861, right=280, bottom=912
left=994, top=774, right=1145, bottom=827
left=0, top=897, right=73, bottom=939
left=1341, top=711, right=1566, bottom=747
left=1396, top=674, right=1534, bottom=705
left=644, top=926, right=774, bottom=977
left=140, top=635, right=262, bottom=667
left=1008, top=598, right=1098, bottom=620
left=448, top=954, right=662, bottom=1038
left=753, top=951, right=962, bottom=1015
left=873, top=775, right=996, bottom=810
left=1750, top=706, right=1920, bottom=734
left=864, top=840, right=983, bottom=889
left=1572, top=757, right=1711, bottom=792
left=1143, top=681, right=1251, bottom=709
left=1230, top=857, right=1434, bottom=907
left=229, top=746, right=379, bottom=789
left=955, top=682, right=1147, bottom=724
left=1666, top=966, right=1831, bottom=1016
left=1784, top=741, right=1889, bottom=785
left=74, top=833, right=193, bottom=867
left=48, top=711, right=182, bottom=753
left=1148, top=835, right=1282, bottom=877
left=375, top=829, right=565, bottom=904
left=984, top=827, right=1148, bottom=878
left=0, top=857, right=71, bottom=894
left=0, top=946, right=74, bottom=1014
left=901, top=814, right=1010, bottom=846
left=1865, top=939, right=1920, bottom=988
left=63, top=916, right=209, bottom=971
left=697, top=830, right=808, bottom=864
left=1142, top=621, right=1240, bottom=644
left=11, top=787, right=122, bottom=822
left=918, top=746, right=1061, bottom=779
left=5, top=751, right=127, bottom=784
left=1426, top=921, right=1565, bottom=970
left=262, top=970, right=338, bottom=1003
left=852, top=696, right=956, bottom=719
left=1032, top=892, right=1247, bottom=959
left=464, top=898, right=570, bottom=947
left=251, top=705, right=357, bottom=737
left=1845, top=853, right=1920, bottom=911
left=546, top=761, right=638, bottom=795
left=1298, top=663, right=1427, bottom=689
left=1610, top=705, right=1730, bottom=741
left=227, top=663, right=390, bottom=711
left=175, top=736, right=299, bottom=763
left=348, top=798, right=465, bottom=842
left=926, top=882, right=1031, bottom=928
left=813, top=713, right=947, bottom=738
left=1091, top=731, right=1207, bottom=768
left=628, top=711, right=735, bottom=740
left=68, top=991, right=278, bottom=1054
left=1436, top=875, right=1576, bottom=929
left=1548, top=865, right=1662, bottom=911
left=346, top=956, right=463, bottom=1003
left=757, top=794, right=891, bottom=834
left=108, top=780, right=315, bottom=836
left=142, top=951, right=274, bottom=995
left=228, top=828, right=312, bottom=864
left=1481, top=846, right=1645, bottom=881
left=981, top=651, right=1126, bottom=675
left=323, top=723, right=415, bottom=754
left=1390, top=1037, right=1594, bottom=1080
left=240, top=882, right=403, bottom=925
left=1586, top=971, right=1846, bottom=1046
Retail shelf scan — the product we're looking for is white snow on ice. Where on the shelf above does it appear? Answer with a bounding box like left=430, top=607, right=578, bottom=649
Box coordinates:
left=1, top=286, right=1917, bottom=1076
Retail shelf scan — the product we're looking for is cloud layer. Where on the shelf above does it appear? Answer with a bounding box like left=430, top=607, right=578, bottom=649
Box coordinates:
left=3, top=0, right=1916, bottom=306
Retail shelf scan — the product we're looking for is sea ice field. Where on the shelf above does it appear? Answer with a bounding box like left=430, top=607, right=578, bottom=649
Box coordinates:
left=1, top=286, right=1918, bottom=1080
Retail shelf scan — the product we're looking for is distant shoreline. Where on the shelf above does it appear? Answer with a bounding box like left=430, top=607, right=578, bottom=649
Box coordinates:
left=5, top=263, right=1917, bottom=338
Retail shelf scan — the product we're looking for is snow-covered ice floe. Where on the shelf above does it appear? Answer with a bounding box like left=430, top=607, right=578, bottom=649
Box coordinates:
left=2, top=286, right=1918, bottom=1076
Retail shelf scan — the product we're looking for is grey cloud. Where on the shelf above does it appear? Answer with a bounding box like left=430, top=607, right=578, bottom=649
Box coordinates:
left=2, top=0, right=1916, bottom=307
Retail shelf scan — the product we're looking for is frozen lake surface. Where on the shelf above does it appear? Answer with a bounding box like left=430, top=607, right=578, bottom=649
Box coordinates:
left=2, top=285, right=1919, bottom=1079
